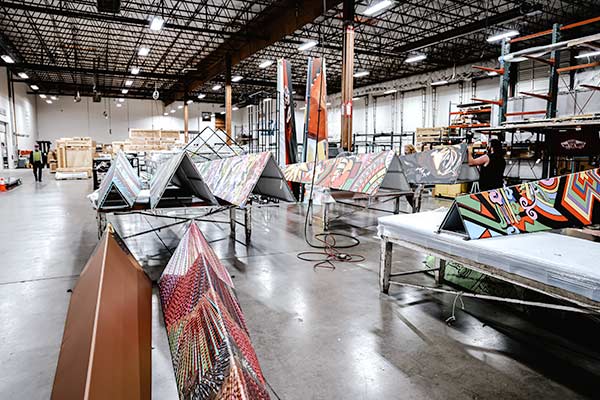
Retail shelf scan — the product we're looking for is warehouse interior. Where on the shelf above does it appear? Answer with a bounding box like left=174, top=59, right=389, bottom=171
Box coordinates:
left=1, top=1, right=600, bottom=399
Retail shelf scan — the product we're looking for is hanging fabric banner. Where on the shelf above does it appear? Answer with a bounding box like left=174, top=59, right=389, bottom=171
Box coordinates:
left=303, top=57, right=328, bottom=162
left=277, top=59, right=299, bottom=166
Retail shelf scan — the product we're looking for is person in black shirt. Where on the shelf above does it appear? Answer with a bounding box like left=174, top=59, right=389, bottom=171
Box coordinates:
left=468, top=139, right=506, bottom=191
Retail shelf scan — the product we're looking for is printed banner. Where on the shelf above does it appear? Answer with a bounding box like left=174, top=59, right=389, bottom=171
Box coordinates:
left=303, top=57, right=328, bottom=162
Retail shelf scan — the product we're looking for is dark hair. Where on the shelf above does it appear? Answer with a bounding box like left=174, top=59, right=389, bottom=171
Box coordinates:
left=489, top=138, right=503, bottom=156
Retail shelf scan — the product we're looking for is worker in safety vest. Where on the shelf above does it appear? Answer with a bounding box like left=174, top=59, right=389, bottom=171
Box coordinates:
left=29, top=144, right=46, bottom=182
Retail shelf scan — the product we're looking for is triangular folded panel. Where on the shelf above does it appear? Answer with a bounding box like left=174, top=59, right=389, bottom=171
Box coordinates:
left=97, top=151, right=142, bottom=210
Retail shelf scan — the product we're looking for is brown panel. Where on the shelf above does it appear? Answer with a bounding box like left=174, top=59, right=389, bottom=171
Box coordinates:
left=51, top=229, right=152, bottom=400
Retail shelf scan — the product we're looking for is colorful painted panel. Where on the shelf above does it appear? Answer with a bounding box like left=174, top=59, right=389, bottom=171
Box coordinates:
left=398, top=144, right=478, bottom=184
left=97, top=151, right=142, bottom=209
left=440, top=168, right=600, bottom=240
left=303, top=57, right=328, bottom=162
left=158, top=223, right=269, bottom=400
left=196, top=152, right=295, bottom=206
left=277, top=59, right=298, bottom=166
left=284, top=151, right=402, bottom=196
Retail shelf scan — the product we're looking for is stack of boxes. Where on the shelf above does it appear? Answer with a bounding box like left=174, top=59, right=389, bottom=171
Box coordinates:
left=112, top=129, right=182, bottom=153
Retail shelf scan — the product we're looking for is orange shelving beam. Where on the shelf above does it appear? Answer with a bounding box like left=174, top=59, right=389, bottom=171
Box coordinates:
left=449, top=108, right=492, bottom=115
left=505, top=110, right=546, bottom=116
left=557, top=61, right=600, bottom=74
left=581, top=84, right=600, bottom=91
left=471, top=97, right=503, bottom=106
left=520, top=91, right=551, bottom=101
left=510, top=15, right=600, bottom=43
left=522, top=55, right=555, bottom=66
left=472, top=65, right=504, bottom=74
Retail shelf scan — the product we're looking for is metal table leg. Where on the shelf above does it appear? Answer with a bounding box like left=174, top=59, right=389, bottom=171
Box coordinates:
left=379, top=238, right=393, bottom=294
left=229, top=207, right=236, bottom=238
left=244, top=206, right=252, bottom=242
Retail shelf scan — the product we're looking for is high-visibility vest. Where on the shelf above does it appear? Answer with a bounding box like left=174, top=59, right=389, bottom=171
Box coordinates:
left=33, top=151, right=42, bottom=162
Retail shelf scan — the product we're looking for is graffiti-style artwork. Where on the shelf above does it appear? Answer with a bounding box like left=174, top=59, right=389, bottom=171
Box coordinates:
left=149, top=152, right=217, bottom=209
left=303, top=57, right=328, bottom=162
left=196, top=152, right=295, bottom=207
left=399, top=144, right=479, bottom=184
left=277, top=59, right=298, bottom=166
left=158, top=224, right=269, bottom=400
left=97, top=151, right=142, bottom=209
left=440, top=168, right=600, bottom=240
left=284, top=151, right=409, bottom=195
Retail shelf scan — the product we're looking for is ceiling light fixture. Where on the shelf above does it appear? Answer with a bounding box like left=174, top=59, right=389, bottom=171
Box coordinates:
left=212, top=84, right=222, bottom=91
left=163, top=112, right=169, bottom=116
left=50, top=95, right=58, bottom=100
left=232, top=106, right=239, bottom=111
left=258, top=60, right=273, bottom=69
left=1, top=55, right=14, bottom=63
left=220, top=111, right=226, bottom=115
left=125, top=80, right=133, bottom=86
left=364, top=0, right=393, bottom=16
left=575, top=50, right=600, bottom=59
left=298, top=40, right=318, bottom=51
left=354, top=71, right=370, bottom=78
left=486, top=30, right=519, bottom=43
left=405, top=54, right=427, bottom=63
left=149, top=16, right=165, bottom=31
left=431, top=80, right=448, bottom=86
left=231, top=75, right=243, bottom=82
left=138, top=47, right=150, bottom=56
left=39, top=94, right=47, bottom=99
left=18, top=72, right=29, bottom=79
left=170, top=109, right=176, bottom=114
left=384, top=89, right=397, bottom=94
left=487, top=71, right=499, bottom=76
left=116, top=103, right=122, bottom=108
left=131, top=67, right=140, bottom=75
left=186, top=99, right=193, bottom=104
left=121, top=89, right=129, bottom=94
left=178, top=105, right=183, bottom=109
left=30, top=85, right=39, bottom=90
left=352, top=96, right=360, bottom=100
left=197, top=93, right=206, bottom=99
left=46, top=100, right=52, bottom=104
left=263, top=98, right=271, bottom=102
left=118, top=98, right=125, bottom=103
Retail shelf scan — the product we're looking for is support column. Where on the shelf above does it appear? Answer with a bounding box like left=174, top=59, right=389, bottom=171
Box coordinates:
left=225, top=54, right=232, bottom=144
left=546, top=23, right=561, bottom=118
left=340, top=0, right=355, bottom=151
left=183, top=102, right=189, bottom=144
left=498, top=39, right=511, bottom=124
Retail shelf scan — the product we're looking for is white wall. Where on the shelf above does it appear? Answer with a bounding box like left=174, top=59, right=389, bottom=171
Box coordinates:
left=37, top=98, right=222, bottom=144
left=0, top=67, right=38, bottom=169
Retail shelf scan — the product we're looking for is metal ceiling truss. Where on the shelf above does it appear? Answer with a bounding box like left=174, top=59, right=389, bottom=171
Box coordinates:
left=0, top=0, right=598, bottom=104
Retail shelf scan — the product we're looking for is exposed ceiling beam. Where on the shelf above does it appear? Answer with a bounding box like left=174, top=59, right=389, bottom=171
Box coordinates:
left=168, top=0, right=344, bottom=103
left=0, top=1, right=265, bottom=39
left=10, top=62, right=181, bottom=80
left=393, top=3, right=541, bottom=54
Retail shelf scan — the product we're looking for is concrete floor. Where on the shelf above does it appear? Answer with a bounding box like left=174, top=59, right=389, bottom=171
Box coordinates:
left=1, top=168, right=600, bottom=399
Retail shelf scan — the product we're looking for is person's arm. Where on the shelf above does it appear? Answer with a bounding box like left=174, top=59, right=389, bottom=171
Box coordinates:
left=467, top=144, right=489, bottom=166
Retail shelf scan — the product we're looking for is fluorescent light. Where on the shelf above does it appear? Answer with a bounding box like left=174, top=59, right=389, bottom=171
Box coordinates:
left=246, top=104, right=253, bottom=108
left=259, top=60, right=273, bottom=69
left=326, top=102, right=331, bottom=106
left=354, top=71, right=369, bottom=78
left=18, top=72, right=29, bottom=79
left=263, top=98, right=271, bottom=102
left=30, top=85, right=39, bottom=90
left=149, top=16, right=164, bottom=31
left=118, top=98, right=125, bottom=103
left=178, top=105, right=183, bottom=109
left=232, top=106, right=239, bottom=111
left=364, top=0, right=392, bottom=16
left=384, top=89, right=396, bottom=94
left=220, top=111, right=226, bottom=115
left=50, top=95, right=58, bottom=100
left=352, top=96, right=360, bottom=100
left=1, top=55, right=14, bottom=63
left=138, top=47, right=150, bottom=56
left=298, top=40, right=318, bottom=51
left=487, top=71, right=499, bottom=76
left=292, top=90, right=297, bottom=94
left=186, top=99, right=193, bottom=104
left=212, top=84, right=221, bottom=91
left=575, top=50, right=600, bottom=59
left=131, top=67, right=140, bottom=75
left=197, top=93, right=206, bottom=99
left=231, top=75, right=243, bottom=82
left=486, top=30, right=519, bottom=43
left=46, top=100, right=52, bottom=104
left=405, top=54, right=427, bottom=63
left=431, top=80, right=448, bottom=86
left=125, top=80, right=133, bottom=86
left=121, top=89, right=129, bottom=94
left=300, top=106, right=306, bottom=110
left=163, top=112, right=169, bottom=116
left=39, top=94, right=47, bottom=99
left=116, top=103, right=122, bottom=108
left=170, top=109, right=176, bottom=113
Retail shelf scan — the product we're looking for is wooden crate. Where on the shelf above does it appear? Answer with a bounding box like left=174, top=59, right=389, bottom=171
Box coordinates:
left=129, top=129, right=160, bottom=139
left=160, top=130, right=180, bottom=139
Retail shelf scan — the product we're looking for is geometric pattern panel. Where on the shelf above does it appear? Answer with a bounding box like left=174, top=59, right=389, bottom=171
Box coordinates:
left=158, top=223, right=270, bottom=400
left=97, top=151, right=142, bottom=210
left=284, top=150, right=400, bottom=196
left=441, top=168, right=600, bottom=240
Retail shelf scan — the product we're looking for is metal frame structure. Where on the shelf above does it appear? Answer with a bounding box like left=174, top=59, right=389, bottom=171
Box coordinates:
left=379, top=234, right=600, bottom=317
left=1, top=1, right=598, bottom=104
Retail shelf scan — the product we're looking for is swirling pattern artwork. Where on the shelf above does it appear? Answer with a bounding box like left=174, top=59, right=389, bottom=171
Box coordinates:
left=158, top=223, right=269, bottom=400
left=441, top=168, right=600, bottom=239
